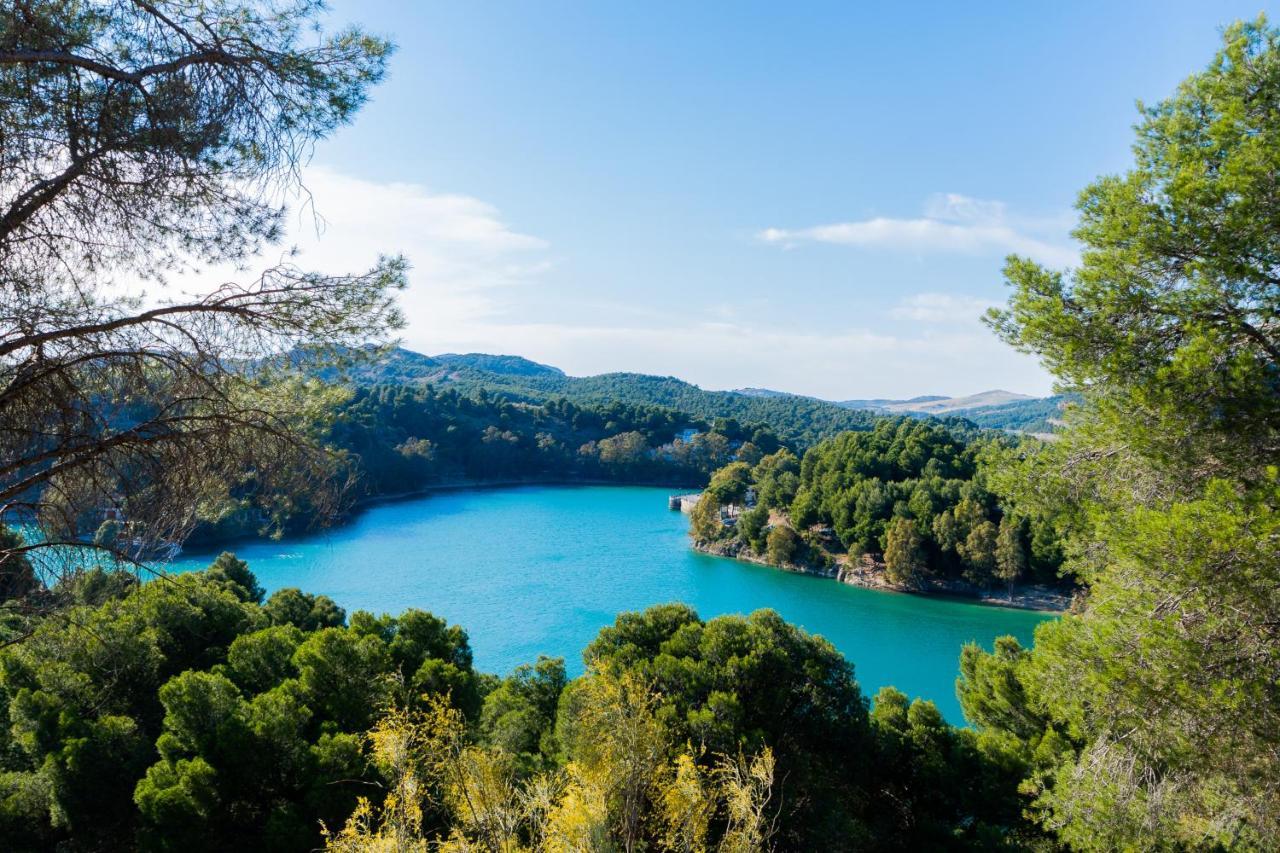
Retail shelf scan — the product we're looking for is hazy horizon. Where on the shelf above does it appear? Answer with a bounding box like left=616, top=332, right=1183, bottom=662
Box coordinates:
left=402, top=346, right=1050, bottom=401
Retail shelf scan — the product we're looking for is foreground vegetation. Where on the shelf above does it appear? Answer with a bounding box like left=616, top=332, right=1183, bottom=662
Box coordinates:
left=0, top=556, right=1042, bottom=851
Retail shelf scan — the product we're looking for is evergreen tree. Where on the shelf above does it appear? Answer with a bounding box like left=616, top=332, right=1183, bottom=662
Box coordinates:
left=883, top=517, right=927, bottom=586
left=965, top=18, right=1280, bottom=848
left=993, top=517, right=1027, bottom=595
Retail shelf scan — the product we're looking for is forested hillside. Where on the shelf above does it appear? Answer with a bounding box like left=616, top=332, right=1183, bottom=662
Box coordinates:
left=691, top=418, right=1067, bottom=591
left=191, top=383, right=780, bottom=544
left=320, top=347, right=878, bottom=448
left=947, top=395, right=1074, bottom=433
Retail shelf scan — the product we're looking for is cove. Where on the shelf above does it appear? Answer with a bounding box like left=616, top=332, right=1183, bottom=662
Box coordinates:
left=170, top=485, right=1053, bottom=722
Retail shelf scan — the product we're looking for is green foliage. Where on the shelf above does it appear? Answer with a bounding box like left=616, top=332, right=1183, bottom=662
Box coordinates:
left=330, top=347, right=874, bottom=449
left=958, top=519, right=998, bottom=586
left=207, top=552, right=266, bottom=604
left=0, top=527, right=37, bottom=641
left=0, top=557, right=480, bottom=851
left=478, top=656, right=567, bottom=774
left=988, top=17, right=1280, bottom=475
left=696, top=418, right=1068, bottom=586
left=994, top=516, right=1028, bottom=592
left=870, top=687, right=1041, bottom=849
left=264, top=587, right=347, bottom=632
left=883, top=517, right=927, bottom=585
left=688, top=494, right=725, bottom=543
left=751, top=448, right=801, bottom=509
left=793, top=418, right=994, bottom=573
left=763, top=525, right=799, bottom=566
left=704, top=461, right=752, bottom=504
left=568, top=604, right=1038, bottom=850
left=964, top=18, right=1280, bottom=850
left=737, top=505, right=769, bottom=552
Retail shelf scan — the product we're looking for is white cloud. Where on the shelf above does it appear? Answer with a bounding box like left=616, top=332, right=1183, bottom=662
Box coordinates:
left=172, top=166, right=550, bottom=336
left=922, top=192, right=1006, bottom=224
left=758, top=193, right=1077, bottom=267
left=890, top=292, right=994, bottom=324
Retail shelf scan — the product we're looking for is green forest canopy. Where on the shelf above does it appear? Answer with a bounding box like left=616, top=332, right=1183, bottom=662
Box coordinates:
left=0, top=557, right=1043, bottom=851
left=694, top=418, right=1066, bottom=589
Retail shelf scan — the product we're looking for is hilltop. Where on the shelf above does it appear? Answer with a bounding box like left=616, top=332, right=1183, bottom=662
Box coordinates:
left=329, top=347, right=878, bottom=448
left=838, top=390, right=1072, bottom=433
left=840, top=390, right=1033, bottom=414
left=734, top=385, right=1070, bottom=435
left=309, top=347, right=1072, bottom=444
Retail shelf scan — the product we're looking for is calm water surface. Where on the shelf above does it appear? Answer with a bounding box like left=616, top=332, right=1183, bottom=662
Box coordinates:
left=171, top=485, right=1051, bottom=721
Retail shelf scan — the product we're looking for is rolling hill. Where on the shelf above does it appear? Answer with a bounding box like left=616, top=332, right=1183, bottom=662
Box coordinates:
left=837, top=391, right=1074, bottom=433
left=314, top=348, right=1070, bottom=444
left=327, top=348, right=878, bottom=448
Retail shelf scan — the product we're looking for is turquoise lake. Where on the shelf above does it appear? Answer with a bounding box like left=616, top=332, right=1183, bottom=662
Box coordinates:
left=170, top=485, right=1052, bottom=722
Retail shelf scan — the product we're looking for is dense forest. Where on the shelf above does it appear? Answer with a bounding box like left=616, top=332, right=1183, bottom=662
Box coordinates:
left=190, top=383, right=782, bottom=544
left=691, top=418, right=1066, bottom=591
left=320, top=347, right=879, bottom=449
left=2, top=2, right=1279, bottom=850
left=0, top=555, right=1044, bottom=852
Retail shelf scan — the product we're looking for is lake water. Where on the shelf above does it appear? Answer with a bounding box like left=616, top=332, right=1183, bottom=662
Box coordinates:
left=170, top=485, right=1052, bottom=722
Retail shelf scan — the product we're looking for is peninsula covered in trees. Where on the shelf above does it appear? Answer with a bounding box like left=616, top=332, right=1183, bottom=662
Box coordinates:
left=688, top=418, right=1071, bottom=607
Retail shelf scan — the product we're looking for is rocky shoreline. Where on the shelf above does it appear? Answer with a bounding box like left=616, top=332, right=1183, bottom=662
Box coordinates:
left=693, top=539, right=1074, bottom=613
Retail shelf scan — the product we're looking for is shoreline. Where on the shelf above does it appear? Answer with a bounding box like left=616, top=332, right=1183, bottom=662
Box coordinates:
left=182, top=476, right=701, bottom=555
left=352, top=475, right=701, bottom=510
left=692, top=539, right=1073, bottom=613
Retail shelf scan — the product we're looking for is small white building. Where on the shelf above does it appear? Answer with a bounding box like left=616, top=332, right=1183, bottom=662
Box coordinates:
left=669, top=493, right=702, bottom=513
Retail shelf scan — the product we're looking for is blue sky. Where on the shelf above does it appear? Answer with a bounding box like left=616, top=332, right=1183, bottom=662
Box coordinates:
left=269, top=1, right=1274, bottom=398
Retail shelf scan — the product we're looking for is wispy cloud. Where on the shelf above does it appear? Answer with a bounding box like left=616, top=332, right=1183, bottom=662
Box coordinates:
left=173, top=166, right=551, bottom=335
left=758, top=193, right=1076, bottom=267
left=890, top=292, right=994, bottom=325
left=288, top=167, right=550, bottom=334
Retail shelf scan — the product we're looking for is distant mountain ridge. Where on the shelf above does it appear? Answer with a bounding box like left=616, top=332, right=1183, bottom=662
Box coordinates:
left=836, top=390, right=1071, bottom=434
left=330, top=348, right=877, bottom=448
left=837, top=394, right=949, bottom=410
left=319, top=347, right=1067, bottom=443
left=732, top=386, right=1067, bottom=434
left=431, top=353, right=565, bottom=378
left=839, top=390, right=1035, bottom=415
